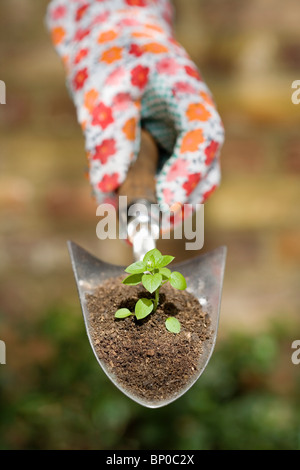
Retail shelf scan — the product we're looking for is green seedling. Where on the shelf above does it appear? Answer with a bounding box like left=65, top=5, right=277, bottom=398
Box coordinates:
left=115, top=248, right=187, bottom=333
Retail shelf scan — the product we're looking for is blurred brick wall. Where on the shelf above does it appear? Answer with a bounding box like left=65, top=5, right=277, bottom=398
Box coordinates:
left=172, top=0, right=300, bottom=331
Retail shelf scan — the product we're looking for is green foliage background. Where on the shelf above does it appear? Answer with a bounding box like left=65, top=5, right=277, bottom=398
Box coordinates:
left=0, top=307, right=299, bottom=450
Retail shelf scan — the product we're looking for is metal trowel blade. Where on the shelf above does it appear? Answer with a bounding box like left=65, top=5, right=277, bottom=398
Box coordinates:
left=67, top=240, right=227, bottom=408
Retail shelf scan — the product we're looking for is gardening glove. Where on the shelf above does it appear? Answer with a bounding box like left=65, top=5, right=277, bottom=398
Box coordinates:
left=46, top=0, right=224, bottom=219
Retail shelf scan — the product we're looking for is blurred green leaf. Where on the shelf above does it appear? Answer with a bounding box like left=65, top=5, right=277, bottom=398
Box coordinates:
left=0, top=305, right=299, bottom=450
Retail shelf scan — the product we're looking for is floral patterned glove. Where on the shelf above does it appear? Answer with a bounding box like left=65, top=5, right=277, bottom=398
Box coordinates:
left=47, top=0, right=224, bottom=216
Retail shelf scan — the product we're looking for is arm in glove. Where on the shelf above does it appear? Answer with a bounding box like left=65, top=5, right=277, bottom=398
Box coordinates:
left=46, top=0, right=224, bottom=215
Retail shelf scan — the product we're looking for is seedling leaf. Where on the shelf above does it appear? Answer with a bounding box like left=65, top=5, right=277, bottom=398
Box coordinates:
left=156, top=255, right=175, bottom=268
left=117, top=248, right=187, bottom=332
left=122, top=273, right=143, bottom=286
left=165, top=317, right=181, bottom=334
left=143, top=248, right=163, bottom=267
left=170, top=271, right=187, bottom=290
left=135, top=298, right=154, bottom=320
left=142, top=273, right=162, bottom=293
left=159, top=267, right=171, bottom=280
left=125, top=261, right=146, bottom=274
left=115, top=308, right=132, bottom=318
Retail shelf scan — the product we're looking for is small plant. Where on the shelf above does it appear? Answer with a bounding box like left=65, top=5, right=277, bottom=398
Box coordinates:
left=115, top=248, right=187, bottom=333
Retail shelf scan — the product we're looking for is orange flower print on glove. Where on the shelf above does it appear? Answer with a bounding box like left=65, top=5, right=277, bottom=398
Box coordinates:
left=186, top=103, right=211, bottom=122
left=101, top=46, right=123, bottom=64
left=180, top=130, right=204, bottom=153
left=51, top=26, right=65, bottom=45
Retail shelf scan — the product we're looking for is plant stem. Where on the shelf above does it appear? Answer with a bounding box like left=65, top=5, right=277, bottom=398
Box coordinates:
left=153, top=287, right=160, bottom=312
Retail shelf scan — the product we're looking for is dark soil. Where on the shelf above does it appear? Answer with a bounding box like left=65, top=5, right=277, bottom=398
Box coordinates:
left=86, top=276, right=212, bottom=404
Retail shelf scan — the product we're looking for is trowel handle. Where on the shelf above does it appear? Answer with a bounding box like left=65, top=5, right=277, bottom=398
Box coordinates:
left=117, top=129, right=160, bottom=261
left=117, top=129, right=159, bottom=205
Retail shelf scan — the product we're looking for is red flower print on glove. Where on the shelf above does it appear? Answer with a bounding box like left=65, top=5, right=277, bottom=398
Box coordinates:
left=173, top=81, right=197, bottom=95
left=72, top=67, right=89, bottom=90
left=51, top=5, right=66, bottom=20
left=74, top=48, right=89, bottom=64
left=183, top=173, right=202, bottom=197
left=129, top=44, right=144, bottom=57
left=76, top=5, right=89, bottom=22
left=131, top=65, right=149, bottom=89
left=98, top=173, right=119, bottom=192
left=92, top=139, right=116, bottom=164
left=205, top=140, right=220, bottom=165
left=74, top=28, right=91, bottom=42
left=166, top=159, right=189, bottom=182
left=156, top=57, right=180, bottom=75
left=91, top=103, right=114, bottom=129
left=184, top=65, right=202, bottom=80
left=125, top=0, right=147, bottom=7
left=105, top=66, right=126, bottom=86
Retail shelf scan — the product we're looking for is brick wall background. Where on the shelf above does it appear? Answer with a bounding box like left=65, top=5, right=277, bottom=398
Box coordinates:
left=0, top=0, right=299, bottom=336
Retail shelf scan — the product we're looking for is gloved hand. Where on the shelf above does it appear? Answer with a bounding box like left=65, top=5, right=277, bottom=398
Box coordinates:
left=47, top=0, right=224, bottom=216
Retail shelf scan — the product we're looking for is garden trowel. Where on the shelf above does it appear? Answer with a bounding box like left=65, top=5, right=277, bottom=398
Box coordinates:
left=67, top=130, right=227, bottom=408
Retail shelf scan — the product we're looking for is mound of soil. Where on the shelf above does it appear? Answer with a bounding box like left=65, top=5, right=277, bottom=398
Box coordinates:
left=86, top=276, right=212, bottom=405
